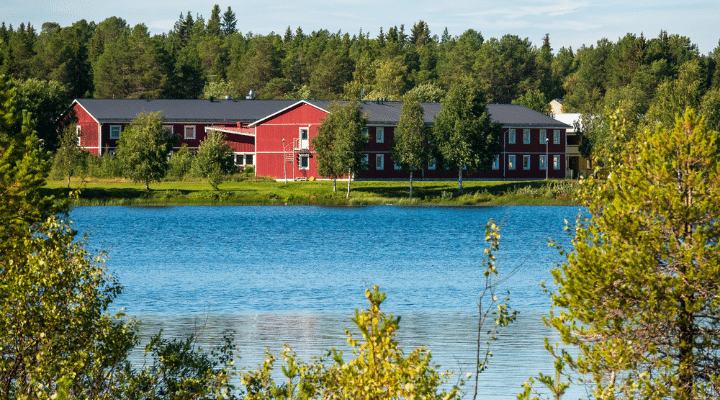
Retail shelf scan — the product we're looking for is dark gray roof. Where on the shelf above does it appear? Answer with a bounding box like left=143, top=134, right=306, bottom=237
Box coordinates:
left=487, top=104, right=571, bottom=128
left=73, top=99, right=570, bottom=129
left=74, top=98, right=296, bottom=123
left=306, top=100, right=439, bottom=125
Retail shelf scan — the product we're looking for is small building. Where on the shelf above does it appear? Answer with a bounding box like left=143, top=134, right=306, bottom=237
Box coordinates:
left=66, top=98, right=571, bottom=180
left=551, top=113, right=594, bottom=179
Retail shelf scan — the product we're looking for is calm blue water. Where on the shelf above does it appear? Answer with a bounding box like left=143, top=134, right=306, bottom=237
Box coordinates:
left=71, top=205, right=589, bottom=399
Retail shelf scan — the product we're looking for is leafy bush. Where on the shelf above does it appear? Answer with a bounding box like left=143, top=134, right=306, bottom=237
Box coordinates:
left=168, top=143, right=195, bottom=179
left=241, top=286, right=463, bottom=400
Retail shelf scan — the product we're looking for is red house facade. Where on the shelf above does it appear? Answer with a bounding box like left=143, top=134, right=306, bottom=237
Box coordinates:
left=66, top=99, right=571, bottom=180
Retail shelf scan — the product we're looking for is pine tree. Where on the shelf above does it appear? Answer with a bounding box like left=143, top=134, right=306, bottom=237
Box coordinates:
left=549, top=108, right=720, bottom=399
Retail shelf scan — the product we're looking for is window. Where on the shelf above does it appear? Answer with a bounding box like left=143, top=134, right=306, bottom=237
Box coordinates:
left=299, top=154, right=309, bottom=169
left=428, top=157, right=436, bottom=170
left=553, top=130, right=561, bottom=144
left=394, top=160, right=402, bottom=170
left=508, top=129, right=516, bottom=144
left=163, top=125, right=174, bottom=135
left=376, top=127, right=384, bottom=143
left=539, top=155, right=547, bottom=170
left=234, top=154, right=244, bottom=165
left=76, top=125, right=82, bottom=146
left=376, top=154, right=384, bottom=170
left=508, top=155, right=516, bottom=170
left=246, top=154, right=254, bottom=165
left=523, top=155, right=531, bottom=170
left=586, top=159, right=592, bottom=169
left=553, top=155, right=560, bottom=170
left=523, top=129, right=530, bottom=144
left=184, top=125, right=196, bottom=139
left=540, top=129, right=547, bottom=144
left=362, top=154, right=369, bottom=167
left=492, top=155, right=499, bottom=170
left=299, top=127, right=309, bottom=149
left=362, top=128, right=369, bottom=138
left=109, top=125, right=121, bottom=139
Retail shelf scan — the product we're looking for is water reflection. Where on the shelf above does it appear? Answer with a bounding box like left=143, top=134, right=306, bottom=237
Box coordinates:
left=71, top=205, right=588, bottom=399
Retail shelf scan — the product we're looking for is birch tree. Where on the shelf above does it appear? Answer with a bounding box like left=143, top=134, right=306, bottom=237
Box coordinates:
left=432, top=78, right=502, bottom=192
left=392, top=94, right=428, bottom=197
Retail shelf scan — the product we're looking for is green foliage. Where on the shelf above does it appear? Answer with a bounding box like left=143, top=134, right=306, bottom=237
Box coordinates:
left=548, top=109, right=720, bottom=399
left=1, top=216, right=137, bottom=400
left=10, top=78, right=70, bottom=150
left=512, top=89, right=550, bottom=114
left=191, top=129, right=235, bottom=189
left=116, top=111, right=173, bottom=189
left=167, top=143, right=194, bottom=179
left=112, top=331, right=238, bottom=400
left=403, top=83, right=445, bottom=102
left=54, top=123, right=87, bottom=187
left=0, top=78, right=135, bottom=400
left=432, top=78, right=502, bottom=192
left=472, top=221, right=517, bottom=400
left=241, top=286, right=463, bottom=400
left=312, top=101, right=368, bottom=197
left=392, top=94, right=428, bottom=197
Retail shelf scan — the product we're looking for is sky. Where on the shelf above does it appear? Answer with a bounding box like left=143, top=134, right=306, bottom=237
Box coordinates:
left=2, top=0, right=719, bottom=55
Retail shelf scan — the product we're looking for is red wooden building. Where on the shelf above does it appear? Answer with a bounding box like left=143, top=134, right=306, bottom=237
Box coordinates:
left=66, top=98, right=571, bottom=180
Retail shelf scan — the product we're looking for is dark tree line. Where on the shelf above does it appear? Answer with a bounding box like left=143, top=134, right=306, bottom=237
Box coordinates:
left=1, top=6, right=719, bottom=151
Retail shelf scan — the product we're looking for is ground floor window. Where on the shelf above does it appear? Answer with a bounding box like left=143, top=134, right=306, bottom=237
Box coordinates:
left=523, top=155, right=531, bottom=170
left=539, top=155, right=547, bottom=170
left=508, top=155, right=516, bottom=170
left=394, top=160, right=402, bottom=170
left=234, top=153, right=255, bottom=166
left=376, top=154, right=384, bottom=170
left=492, top=155, right=499, bottom=170
left=553, top=155, right=560, bottom=170
left=428, top=157, right=436, bottom=170
left=299, top=154, right=309, bottom=169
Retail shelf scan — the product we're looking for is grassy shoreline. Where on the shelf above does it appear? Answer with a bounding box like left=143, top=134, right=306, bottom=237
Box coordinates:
left=44, top=177, right=581, bottom=207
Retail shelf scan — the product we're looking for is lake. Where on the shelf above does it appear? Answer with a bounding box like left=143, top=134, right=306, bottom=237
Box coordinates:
left=71, top=205, right=590, bottom=399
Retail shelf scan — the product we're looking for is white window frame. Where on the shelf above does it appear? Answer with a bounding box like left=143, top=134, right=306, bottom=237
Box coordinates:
left=539, top=155, right=547, bottom=170
left=508, top=129, right=516, bottom=144
left=540, top=129, right=547, bottom=144
left=76, top=125, right=82, bottom=146
left=428, top=157, right=436, bottom=170
left=299, top=127, right=309, bottom=149
left=245, top=154, right=254, bottom=165
left=492, top=155, right=499, bottom=170
left=523, top=129, right=530, bottom=144
left=523, top=155, right=531, bottom=170
left=234, top=154, right=245, bottom=166
left=184, top=125, right=196, bottom=140
left=508, top=155, right=516, bottom=170
left=109, top=125, right=121, bottom=139
left=375, top=154, right=384, bottom=170
left=553, top=155, right=560, bottom=170
left=163, top=125, right=174, bottom=135
left=553, top=130, right=561, bottom=144
left=299, top=154, right=309, bottom=170
left=375, top=127, right=384, bottom=143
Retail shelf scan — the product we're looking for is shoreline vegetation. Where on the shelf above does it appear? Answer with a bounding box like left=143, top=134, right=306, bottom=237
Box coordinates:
left=44, top=177, right=580, bottom=207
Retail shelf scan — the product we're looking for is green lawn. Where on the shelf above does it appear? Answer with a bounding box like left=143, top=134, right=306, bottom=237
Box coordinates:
left=44, top=177, right=581, bottom=206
